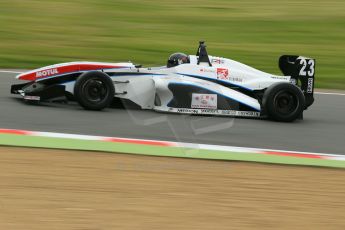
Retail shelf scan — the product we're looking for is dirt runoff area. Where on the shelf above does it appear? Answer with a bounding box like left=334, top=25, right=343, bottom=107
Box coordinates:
left=0, top=147, right=344, bottom=230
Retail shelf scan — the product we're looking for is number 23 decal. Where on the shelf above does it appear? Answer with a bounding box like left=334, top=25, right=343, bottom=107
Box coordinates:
left=299, top=58, right=315, bottom=76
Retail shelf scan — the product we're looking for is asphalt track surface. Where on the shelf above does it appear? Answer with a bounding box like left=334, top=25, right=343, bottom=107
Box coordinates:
left=1, top=71, right=344, bottom=155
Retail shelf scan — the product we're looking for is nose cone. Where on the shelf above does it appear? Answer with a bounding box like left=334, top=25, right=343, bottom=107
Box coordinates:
left=15, top=62, right=135, bottom=81
left=16, top=66, right=62, bottom=81
left=16, top=72, right=36, bottom=81
left=15, top=62, right=70, bottom=81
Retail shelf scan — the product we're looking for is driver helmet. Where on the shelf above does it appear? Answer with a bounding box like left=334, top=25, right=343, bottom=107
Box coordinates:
left=167, top=53, right=190, bottom=68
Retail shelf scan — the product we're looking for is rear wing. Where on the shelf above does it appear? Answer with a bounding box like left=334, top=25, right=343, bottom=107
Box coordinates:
left=279, top=55, right=315, bottom=107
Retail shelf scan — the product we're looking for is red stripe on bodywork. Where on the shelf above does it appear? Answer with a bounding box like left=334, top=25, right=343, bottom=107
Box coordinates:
left=0, top=129, right=32, bottom=135
left=78, top=64, right=121, bottom=71
left=18, top=64, right=124, bottom=81
left=263, top=151, right=324, bottom=159
left=18, top=73, right=37, bottom=81
left=104, top=137, right=174, bottom=147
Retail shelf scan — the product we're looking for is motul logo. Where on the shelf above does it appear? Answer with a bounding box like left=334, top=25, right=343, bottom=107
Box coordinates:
left=36, top=68, right=58, bottom=78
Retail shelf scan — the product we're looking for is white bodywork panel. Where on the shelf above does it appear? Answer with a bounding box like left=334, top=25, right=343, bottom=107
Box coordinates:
left=113, top=76, right=155, bottom=109
left=55, top=55, right=292, bottom=116
left=153, top=75, right=261, bottom=112
left=187, top=55, right=290, bottom=90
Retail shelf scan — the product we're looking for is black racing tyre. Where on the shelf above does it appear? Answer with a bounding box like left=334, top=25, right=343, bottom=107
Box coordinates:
left=262, top=83, right=305, bottom=122
left=74, top=71, right=115, bottom=111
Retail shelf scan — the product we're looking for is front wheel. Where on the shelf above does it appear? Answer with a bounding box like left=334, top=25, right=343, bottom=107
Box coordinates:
left=74, top=71, right=115, bottom=110
left=262, top=83, right=305, bottom=122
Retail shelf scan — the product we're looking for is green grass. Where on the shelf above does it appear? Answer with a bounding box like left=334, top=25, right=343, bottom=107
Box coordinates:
left=1, top=133, right=344, bottom=168
left=0, top=0, right=344, bottom=89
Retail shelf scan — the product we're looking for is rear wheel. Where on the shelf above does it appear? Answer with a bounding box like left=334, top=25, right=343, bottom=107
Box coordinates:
left=262, top=83, right=305, bottom=122
left=74, top=71, right=115, bottom=110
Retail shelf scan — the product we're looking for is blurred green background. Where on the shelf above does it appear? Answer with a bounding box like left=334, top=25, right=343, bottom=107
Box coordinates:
left=0, top=0, right=344, bottom=89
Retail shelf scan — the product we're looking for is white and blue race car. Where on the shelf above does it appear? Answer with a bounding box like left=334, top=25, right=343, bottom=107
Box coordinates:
left=11, top=41, right=315, bottom=122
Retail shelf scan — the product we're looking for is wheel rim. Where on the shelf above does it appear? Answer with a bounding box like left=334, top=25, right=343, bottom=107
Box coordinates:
left=273, top=90, right=299, bottom=116
left=82, top=78, right=108, bottom=103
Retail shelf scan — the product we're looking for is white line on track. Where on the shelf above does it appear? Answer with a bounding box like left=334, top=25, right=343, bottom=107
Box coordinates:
left=315, top=92, right=345, bottom=96
left=1, top=70, right=345, bottom=96
left=0, top=70, right=25, bottom=74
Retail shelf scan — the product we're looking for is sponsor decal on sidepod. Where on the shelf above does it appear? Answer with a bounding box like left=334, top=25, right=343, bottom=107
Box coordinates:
left=216, top=68, right=229, bottom=80
left=191, top=93, right=217, bottom=109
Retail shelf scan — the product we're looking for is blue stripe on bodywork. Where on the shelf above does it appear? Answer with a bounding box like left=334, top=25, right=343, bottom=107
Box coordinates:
left=175, top=72, right=253, bottom=92
left=167, top=82, right=260, bottom=112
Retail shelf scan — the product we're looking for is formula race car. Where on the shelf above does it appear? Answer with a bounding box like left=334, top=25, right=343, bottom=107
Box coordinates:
left=11, top=41, right=315, bottom=122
